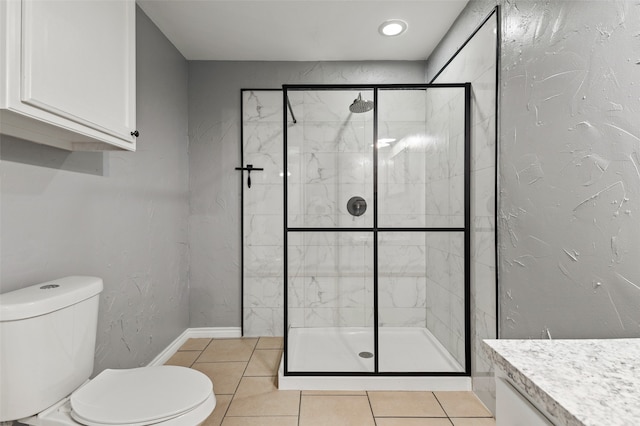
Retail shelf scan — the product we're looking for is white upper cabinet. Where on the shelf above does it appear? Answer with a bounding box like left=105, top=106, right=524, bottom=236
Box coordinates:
left=0, top=0, right=136, bottom=151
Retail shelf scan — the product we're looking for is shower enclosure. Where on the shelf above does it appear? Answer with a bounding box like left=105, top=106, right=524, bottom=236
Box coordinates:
left=241, top=84, right=470, bottom=380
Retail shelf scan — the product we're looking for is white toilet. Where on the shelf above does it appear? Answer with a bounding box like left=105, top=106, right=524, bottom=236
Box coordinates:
left=0, top=276, right=216, bottom=426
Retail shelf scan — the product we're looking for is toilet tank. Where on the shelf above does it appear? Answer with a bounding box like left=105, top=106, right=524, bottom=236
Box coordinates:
left=0, top=276, right=103, bottom=422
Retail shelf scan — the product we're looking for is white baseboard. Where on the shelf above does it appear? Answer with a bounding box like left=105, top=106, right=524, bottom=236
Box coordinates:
left=185, top=327, right=242, bottom=339
left=148, top=327, right=242, bottom=366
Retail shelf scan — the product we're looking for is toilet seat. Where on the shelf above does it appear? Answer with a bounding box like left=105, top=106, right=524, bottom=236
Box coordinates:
left=69, top=366, right=213, bottom=426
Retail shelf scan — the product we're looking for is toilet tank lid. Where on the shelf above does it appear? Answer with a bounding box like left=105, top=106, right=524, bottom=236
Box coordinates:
left=0, top=276, right=103, bottom=321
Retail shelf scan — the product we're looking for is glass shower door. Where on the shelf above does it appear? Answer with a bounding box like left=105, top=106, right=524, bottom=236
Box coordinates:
left=282, top=84, right=470, bottom=376
left=377, top=87, right=467, bottom=373
left=285, top=88, right=375, bottom=373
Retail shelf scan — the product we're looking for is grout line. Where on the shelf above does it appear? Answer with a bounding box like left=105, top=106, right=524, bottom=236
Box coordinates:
left=234, top=338, right=255, bottom=393
left=365, top=391, right=377, bottom=424
left=432, top=391, right=452, bottom=420
left=297, top=386, right=303, bottom=426
left=219, top=393, right=233, bottom=422
left=191, top=339, right=213, bottom=364
left=201, top=338, right=214, bottom=352
left=221, top=415, right=299, bottom=418
left=369, top=418, right=491, bottom=423
left=222, top=337, right=252, bottom=423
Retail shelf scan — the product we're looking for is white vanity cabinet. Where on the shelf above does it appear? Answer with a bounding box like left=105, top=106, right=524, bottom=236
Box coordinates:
left=0, top=0, right=137, bottom=151
left=495, top=375, right=555, bottom=426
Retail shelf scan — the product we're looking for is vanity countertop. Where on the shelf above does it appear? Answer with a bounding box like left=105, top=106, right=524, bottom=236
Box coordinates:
left=483, top=339, right=640, bottom=426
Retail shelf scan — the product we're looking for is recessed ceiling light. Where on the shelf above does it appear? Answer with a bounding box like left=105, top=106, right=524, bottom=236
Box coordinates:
left=379, top=19, right=408, bottom=37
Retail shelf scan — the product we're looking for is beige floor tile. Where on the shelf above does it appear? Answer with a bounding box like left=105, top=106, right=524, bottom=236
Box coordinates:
left=434, top=392, right=492, bottom=418
left=244, top=350, right=282, bottom=376
left=165, top=351, right=200, bottom=367
left=179, top=338, right=211, bottom=351
left=192, top=362, right=247, bottom=395
left=368, top=391, right=446, bottom=418
left=201, top=394, right=232, bottom=426
left=376, top=419, right=453, bottom=426
left=299, top=395, right=375, bottom=426
left=450, top=418, right=496, bottom=426
left=256, top=336, right=284, bottom=349
left=197, top=338, right=258, bottom=362
left=226, top=377, right=300, bottom=417
left=302, top=390, right=367, bottom=396
left=221, top=417, right=298, bottom=426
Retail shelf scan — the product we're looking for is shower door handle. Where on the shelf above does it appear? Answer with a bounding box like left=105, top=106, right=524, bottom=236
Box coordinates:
left=235, top=164, right=264, bottom=188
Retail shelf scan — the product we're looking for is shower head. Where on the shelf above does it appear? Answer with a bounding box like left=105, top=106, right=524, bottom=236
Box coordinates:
left=349, top=93, right=374, bottom=113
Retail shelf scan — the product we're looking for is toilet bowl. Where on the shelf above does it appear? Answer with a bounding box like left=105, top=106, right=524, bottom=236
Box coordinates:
left=0, top=277, right=216, bottom=426
left=70, top=366, right=214, bottom=426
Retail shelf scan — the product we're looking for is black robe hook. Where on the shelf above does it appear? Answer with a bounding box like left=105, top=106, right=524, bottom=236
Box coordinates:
left=235, top=164, right=264, bottom=188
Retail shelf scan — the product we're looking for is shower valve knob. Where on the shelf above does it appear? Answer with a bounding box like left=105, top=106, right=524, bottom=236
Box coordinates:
left=347, top=196, right=367, bottom=217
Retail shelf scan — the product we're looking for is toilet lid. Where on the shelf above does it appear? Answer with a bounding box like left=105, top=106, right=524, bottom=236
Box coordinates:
left=70, top=366, right=212, bottom=426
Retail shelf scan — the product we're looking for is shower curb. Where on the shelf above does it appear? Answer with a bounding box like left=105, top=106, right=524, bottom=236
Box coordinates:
left=277, top=356, right=472, bottom=391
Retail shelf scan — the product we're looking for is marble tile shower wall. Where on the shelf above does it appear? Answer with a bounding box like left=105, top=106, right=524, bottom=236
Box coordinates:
left=243, top=90, right=285, bottom=336
left=288, top=232, right=375, bottom=328
left=375, top=91, right=431, bottom=331
left=377, top=90, right=428, bottom=229
left=287, top=90, right=374, bottom=229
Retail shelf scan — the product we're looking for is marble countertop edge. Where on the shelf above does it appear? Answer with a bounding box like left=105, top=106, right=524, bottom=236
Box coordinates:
left=483, top=338, right=640, bottom=426
left=483, top=339, right=584, bottom=426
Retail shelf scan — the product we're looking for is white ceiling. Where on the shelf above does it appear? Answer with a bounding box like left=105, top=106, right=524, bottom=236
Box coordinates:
left=136, top=0, right=469, bottom=61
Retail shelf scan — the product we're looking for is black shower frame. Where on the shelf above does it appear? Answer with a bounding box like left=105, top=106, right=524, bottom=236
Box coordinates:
left=281, top=83, right=472, bottom=377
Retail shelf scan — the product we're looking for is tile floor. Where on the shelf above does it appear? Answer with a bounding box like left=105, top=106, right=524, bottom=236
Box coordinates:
left=166, top=337, right=495, bottom=426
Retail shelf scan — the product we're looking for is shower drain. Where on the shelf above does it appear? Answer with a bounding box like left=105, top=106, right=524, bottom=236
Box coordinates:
left=358, top=351, right=373, bottom=359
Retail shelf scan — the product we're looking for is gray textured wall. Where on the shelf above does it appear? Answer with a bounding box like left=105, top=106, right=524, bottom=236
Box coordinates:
left=429, top=0, right=640, bottom=340
left=0, top=8, right=190, bottom=373
left=499, top=0, right=640, bottom=339
left=187, top=61, right=426, bottom=328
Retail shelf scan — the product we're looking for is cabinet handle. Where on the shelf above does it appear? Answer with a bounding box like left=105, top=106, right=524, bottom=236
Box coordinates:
left=130, top=130, right=139, bottom=137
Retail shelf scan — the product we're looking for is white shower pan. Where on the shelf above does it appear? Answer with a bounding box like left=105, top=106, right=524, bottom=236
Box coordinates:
left=278, top=327, right=471, bottom=391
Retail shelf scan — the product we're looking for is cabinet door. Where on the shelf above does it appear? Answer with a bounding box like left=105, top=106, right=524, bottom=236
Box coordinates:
left=20, top=0, right=135, bottom=143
